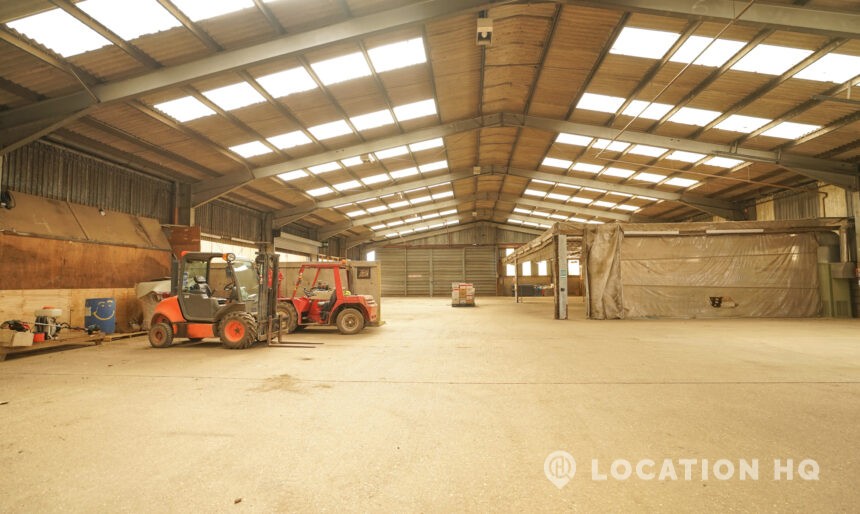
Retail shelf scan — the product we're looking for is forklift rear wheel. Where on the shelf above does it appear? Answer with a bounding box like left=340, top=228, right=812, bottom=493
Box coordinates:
left=336, top=308, right=365, bottom=335
left=278, top=304, right=298, bottom=334
left=148, top=322, right=174, bottom=348
left=219, top=311, right=257, bottom=349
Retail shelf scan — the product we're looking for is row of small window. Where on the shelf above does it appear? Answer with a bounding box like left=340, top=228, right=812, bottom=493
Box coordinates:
left=502, top=249, right=581, bottom=277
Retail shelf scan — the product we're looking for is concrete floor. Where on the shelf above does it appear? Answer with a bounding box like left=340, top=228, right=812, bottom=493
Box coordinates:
left=1, top=297, right=858, bottom=512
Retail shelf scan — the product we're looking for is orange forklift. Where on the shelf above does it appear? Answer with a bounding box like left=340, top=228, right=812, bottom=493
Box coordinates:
left=148, top=251, right=283, bottom=349
left=279, top=262, right=377, bottom=335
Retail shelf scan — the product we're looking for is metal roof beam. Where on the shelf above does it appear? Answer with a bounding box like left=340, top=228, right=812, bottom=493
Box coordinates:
left=358, top=221, right=544, bottom=249
left=503, top=166, right=745, bottom=220
left=192, top=113, right=500, bottom=206
left=0, top=0, right=496, bottom=149
left=512, top=114, right=858, bottom=189
left=560, top=0, right=860, bottom=38
left=274, top=169, right=477, bottom=227
left=319, top=198, right=462, bottom=240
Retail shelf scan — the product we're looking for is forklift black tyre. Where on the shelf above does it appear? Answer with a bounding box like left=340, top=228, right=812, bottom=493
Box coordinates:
left=149, top=322, right=174, bottom=348
left=219, top=311, right=257, bottom=349
left=278, top=304, right=298, bottom=334
left=336, top=308, right=365, bottom=335
left=188, top=338, right=203, bottom=342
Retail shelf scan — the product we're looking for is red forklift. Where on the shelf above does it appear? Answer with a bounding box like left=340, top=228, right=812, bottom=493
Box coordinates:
left=148, top=252, right=283, bottom=349
left=279, top=262, right=377, bottom=335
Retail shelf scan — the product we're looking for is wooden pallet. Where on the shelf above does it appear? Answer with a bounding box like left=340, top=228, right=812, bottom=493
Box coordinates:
left=103, top=331, right=146, bottom=342
left=0, top=333, right=104, bottom=361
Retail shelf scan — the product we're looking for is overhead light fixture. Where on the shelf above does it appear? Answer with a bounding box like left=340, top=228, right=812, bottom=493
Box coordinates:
left=477, top=11, right=492, bottom=46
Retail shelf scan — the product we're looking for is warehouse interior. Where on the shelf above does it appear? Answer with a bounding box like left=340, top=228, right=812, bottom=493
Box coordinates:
left=1, top=0, right=859, bottom=510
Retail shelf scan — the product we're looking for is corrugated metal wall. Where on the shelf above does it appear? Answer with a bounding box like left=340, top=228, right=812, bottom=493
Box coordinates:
left=2, top=141, right=173, bottom=222
left=773, top=187, right=820, bottom=220
left=377, top=247, right=498, bottom=297
left=195, top=200, right=263, bottom=242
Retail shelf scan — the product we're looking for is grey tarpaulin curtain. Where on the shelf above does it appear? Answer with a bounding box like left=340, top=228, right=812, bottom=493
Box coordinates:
left=585, top=224, right=624, bottom=319
left=586, top=227, right=822, bottom=319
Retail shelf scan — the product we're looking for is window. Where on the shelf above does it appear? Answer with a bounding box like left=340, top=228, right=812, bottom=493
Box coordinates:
left=568, top=259, right=581, bottom=276
left=521, top=261, right=532, bottom=277
left=537, top=261, right=548, bottom=277
left=504, top=248, right=515, bottom=277
left=366, top=250, right=376, bottom=262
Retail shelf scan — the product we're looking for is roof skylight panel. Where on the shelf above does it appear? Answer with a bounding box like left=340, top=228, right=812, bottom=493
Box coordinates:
left=731, top=44, right=813, bottom=75
left=256, top=67, right=317, bottom=98
left=794, top=53, right=860, bottom=83
left=633, top=172, right=666, bottom=183
left=388, top=202, right=409, bottom=210
left=439, top=209, right=458, bottom=216
left=333, top=180, right=362, bottom=192
left=669, top=36, right=746, bottom=67
left=410, top=195, right=432, bottom=204
left=547, top=193, right=570, bottom=202
left=591, top=139, right=630, bottom=152
left=602, top=167, right=635, bottom=178
left=665, top=177, right=699, bottom=188
left=370, top=224, right=387, bottom=231
left=154, top=97, right=215, bottom=122
left=267, top=130, right=311, bottom=149
left=78, top=0, right=180, bottom=40
left=542, top=157, right=573, bottom=169
left=431, top=191, right=454, bottom=200
left=390, top=167, right=419, bottom=179
left=230, top=141, right=272, bottom=158
left=278, top=170, right=308, bottom=182
left=361, top=173, right=390, bottom=185
left=340, top=156, right=364, bottom=167
left=367, top=206, right=389, bottom=214
left=628, top=145, right=668, bottom=158
left=524, top=189, right=547, bottom=197
left=610, top=27, right=681, bottom=59
left=665, top=150, right=706, bottom=163
left=202, top=82, right=265, bottom=111
left=549, top=214, right=569, bottom=220
left=593, top=200, right=617, bottom=208
left=368, top=37, right=427, bottom=72
left=350, top=109, right=395, bottom=131
left=393, top=99, right=437, bottom=121
left=615, top=205, right=640, bottom=212
left=308, top=162, right=340, bottom=174
left=308, top=120, right=353, bottom=140
left=705, top=157, right=745, bottom=168
left=172, top=0, right=255, bottom=22
left=668, top=107, right=722, bottom=126
left=622, top=100, right=674, bottom=120
left=715, top=114, right=772, bottom=133
left=576, top=93, right=626, bottom=114
left=570, top=197, right=592, bottom=204
left=7, top=9, right=111, bottom=57
left=375, top=146, right=409, bottom=160
left=409, top=138, right=444, bottom=152
left=311, top=52, right=372, bottom=85
left=572, top=162, right=603, bottom=173
left=346, top=210, right=367, bottom=218
left=419, top=161, right=447, bottom=173
left=556, top=133, right=593, bottom=146
left=306, top=186, right=334, bottom=197
left=761, top=121, right=820, bottom=139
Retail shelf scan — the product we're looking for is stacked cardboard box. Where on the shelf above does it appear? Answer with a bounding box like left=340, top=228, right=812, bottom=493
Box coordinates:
left=451, top=283, right=475, bottom=307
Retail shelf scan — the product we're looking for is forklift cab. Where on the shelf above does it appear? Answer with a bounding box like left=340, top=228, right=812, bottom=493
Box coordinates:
left=178, top=253, right=259, bottom=321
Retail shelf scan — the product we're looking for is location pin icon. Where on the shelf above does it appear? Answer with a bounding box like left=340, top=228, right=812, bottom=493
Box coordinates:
left=544, top=450, right=576, bottom=489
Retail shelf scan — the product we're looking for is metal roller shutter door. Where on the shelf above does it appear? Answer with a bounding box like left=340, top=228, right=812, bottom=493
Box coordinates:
left=406, top=249, right=431, bottom=296
left=432, top=249, right=464, bottom=296
left=465, top=247, right=497, bottom=296
left=377, top=248, right=406, bottom=296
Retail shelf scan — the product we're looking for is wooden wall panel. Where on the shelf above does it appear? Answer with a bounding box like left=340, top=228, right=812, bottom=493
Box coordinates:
left=0, top=234, right=171, bottom=290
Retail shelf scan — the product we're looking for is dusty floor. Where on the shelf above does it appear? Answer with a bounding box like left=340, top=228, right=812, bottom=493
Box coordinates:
left=1, top=297, right=859, bottom=512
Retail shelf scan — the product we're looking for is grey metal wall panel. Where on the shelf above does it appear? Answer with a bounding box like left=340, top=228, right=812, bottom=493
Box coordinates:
left=377, top=248, right=407, bottom=296
left=195, top=200, right=262, bottom=242
left=406, top=249, right=431, bottom=296
left=465, top=246, right=497, bottom=296
left=3, top=141, right=172, bottom=222
left=433, top=249, right=464, bottom=296
left=774, top=188, right=819, bottom=220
